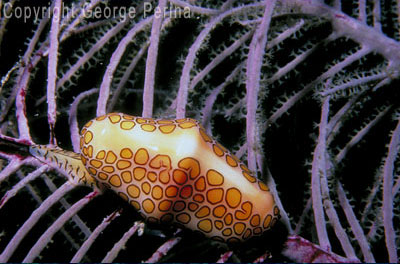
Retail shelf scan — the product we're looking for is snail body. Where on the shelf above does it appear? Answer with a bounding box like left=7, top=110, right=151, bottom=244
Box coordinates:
left=30, top=113, right=280, bottom=242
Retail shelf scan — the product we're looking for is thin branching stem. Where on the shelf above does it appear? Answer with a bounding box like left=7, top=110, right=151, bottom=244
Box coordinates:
left=97, top=16, right=154, bottom=116
left=0, top=165, right=49, bottom=209
left=336, top=106, right=391, bottom=163
left=142, top=0, right=167, bottom=118
left=201, top=63, right=242, bottom=132
left=145, top=237, right=182, bottom=262
left=69, top=88, right=99, bottom=152
left=358, top=0, right=367, bottom=24
left=101, top=221, right=144, bottom=262
left=337, top=181, right=375, bottom=262
left=175, top=2, right=264, bottom=118
left=269, top=46, right=370, bottom=124
left=0, top=159, right=24, bottom=183
left=311, top=96, right=331, bottom=251
left=0, top=182, right=75, bottom=262
left=382, top=116, right=400, bottom=262
left=245, top=0, right=276, bottom=172
left=168, top=0, right=219, bottom=15
left=23, top=191, right=99, bottom=262
left=71, top=210, right=121, bottom=263
left=372, top=0, right=382, bottom=31
left=47, top=0, right=62, bottom=145
left=56, top=19, right=130, bottom=90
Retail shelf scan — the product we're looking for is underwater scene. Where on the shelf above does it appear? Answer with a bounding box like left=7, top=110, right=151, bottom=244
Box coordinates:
left=0, top=0, right=399, bottom=262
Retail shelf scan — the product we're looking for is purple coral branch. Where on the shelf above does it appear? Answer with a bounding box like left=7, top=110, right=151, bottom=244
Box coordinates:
left=321, top=71, right=388, bottom=96
left=263, top=165, right=293, bottom=233
left=69, top=88, right=98, bottom=152
left=245, top=0, right=276, bottom=172
left=267, top=19, right=305, bottom=48
left=71, top=210, right=121, bottom=263
left=97, top=16, right=154, bottom=116
left=0, top=0, right=15, bottom=50
left=336, top=105, right=391, bottom=163
left=101, top=221, right=145, bottom=262
left=282, top=0, right=400, bottom=64
left=372, top=0, right=382, bottom=31
left=47, top=0, right=62, bottom=145
left=358, top=0, right=367, bottom=24
left=382, top=116, right=400, bottom=262
left=23, top=190, right=99, bottom=262
left=252, top=252, right=271, bottom=263
left=0, top=182, right=75, bottom=262
left=0, top=165, right=49, bottom=209
left=108, top=17, right=171, bottom=113
left=108, top=43, right=149, bottom=112
left=14, top=171, right=83, bottom=252
left=216, top=250, right=233, bottom=263
left=15, top=75, right=32, bottom=140
left=320, top=164, right=357, bottom=258
left=0, top=7, right=52, bottom=122
left=268, top=46, right=370, bottom=124
left=190, top=30, right=253, bottom=91
left=175, top=2, right=264, bottom=118
left=283, top=235, right=360, bottom=263
left=6, top=15, right=52, bottom=140
left=393, top=174, right=400, bottom=195
left=145, top=237, right=181, bottom=262
left=60, top=0, right=102, bottom=42
left=294, top=197, right=312, bottom=235
left=0, top=159, right=24, bottom=183
left=66, top=19, right=111, bottom=37
left=56, top=19, right=129, bottom=91
left=142, top=0, right=166, bottom=118
left=0, top=1, right=399, bottom=262
left=168, top=0, right=219, bottom=16
left=225, top=21, right=311, bottom=118
left=41, top=175, right=91, bottom=239
left=327, top=92, right=364, bottom=143
left=311, top=96, right=331, bottom=251
left=337, top=181, right=375, bottom=262
left=201, top=64, right=242, bottom=132
left=107, top=42, right=150, bottom=112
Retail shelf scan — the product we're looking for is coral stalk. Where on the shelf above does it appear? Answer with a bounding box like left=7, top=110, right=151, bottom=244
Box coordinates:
left=337, top=181, right=375, bottom=262
left=201, top=64, right=242, bottom=132
left=283, top=235, right=359, bottom=263
left=97, top=16, right=154, bottom=116
left=0, top=159, right=24, bottom=183
left=70, top=210, right=121, bottom=263
left=216, top=250, right=233, bottom=263
left=142, top=0, right=167, bottom=118
left=69, top=88, right=99, bottom=152
left=101, top=221, right=144, bottom=262
left=56, top=19, right=130, bottom=90
left=336, top=106, right=391, bottom=163
left=245, top=0, right=276, bottom=172
left=0, top=165, right=49, bottom=209
left=47, top=0, right=62, bottom=145
left=23, top=191, right=98, bottom=262
left=145, top=237, right=181, bottom=262
left=269, top=46, right=370, bottom=124
left=311, top=96, right=331, bottom=251
left=0, top=182, right=75, bottom=262
left=175, top=2, right=264, bottom=118
left=382, top=116, right=400, bottom=262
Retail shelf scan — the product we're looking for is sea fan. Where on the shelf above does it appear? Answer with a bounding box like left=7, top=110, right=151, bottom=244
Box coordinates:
left=0, top=0, right=399, bottom=262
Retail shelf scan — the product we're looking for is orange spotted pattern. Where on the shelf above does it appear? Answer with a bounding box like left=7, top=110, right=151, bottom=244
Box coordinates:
left=80, top=113, right=279, bottom=242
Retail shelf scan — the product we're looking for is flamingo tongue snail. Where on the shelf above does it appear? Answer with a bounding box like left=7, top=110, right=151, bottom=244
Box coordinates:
left=28, top=113, right=280, bottom=242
